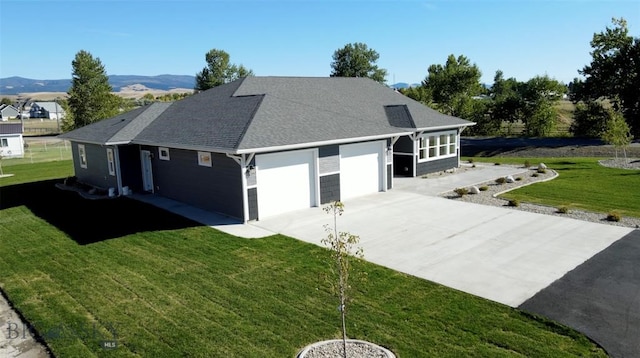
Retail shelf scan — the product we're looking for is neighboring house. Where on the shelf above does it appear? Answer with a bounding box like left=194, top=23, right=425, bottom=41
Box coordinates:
left=29, top=102, right=65, bottom=120
left=0, top=122, right=24, bottom=158
left=0, top=104, right=20, bottom=121
left=59, top=77, right=474, bottom=222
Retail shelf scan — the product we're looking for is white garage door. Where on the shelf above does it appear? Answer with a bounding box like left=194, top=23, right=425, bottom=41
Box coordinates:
left=340, top=141, right=384, bottom=200
left=256, top=150, right=317, bottom=218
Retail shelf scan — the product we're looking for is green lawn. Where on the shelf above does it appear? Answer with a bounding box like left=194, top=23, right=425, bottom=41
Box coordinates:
left=2, top=140, right=73, bottom=167
left=0, top=160, right=74, bottom=186
left=466, top=157, right=640, bottom=218
left=0, top=162, right=607, bottom=357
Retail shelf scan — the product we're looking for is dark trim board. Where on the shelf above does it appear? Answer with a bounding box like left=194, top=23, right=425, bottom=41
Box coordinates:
left=320, top=174, right=340, bottom=204
left=247, top=188, right=258, bottom=221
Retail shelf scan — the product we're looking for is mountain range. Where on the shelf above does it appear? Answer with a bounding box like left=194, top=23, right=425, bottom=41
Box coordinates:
left=0, top=75, right=196, bottom=95
left=1, top=75, right=432, bottom=95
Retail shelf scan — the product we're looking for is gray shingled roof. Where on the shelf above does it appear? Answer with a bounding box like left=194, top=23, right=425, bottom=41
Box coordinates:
left=60, top=77, right=473, bottom=152
left=59, top=102, right=171, bottom=144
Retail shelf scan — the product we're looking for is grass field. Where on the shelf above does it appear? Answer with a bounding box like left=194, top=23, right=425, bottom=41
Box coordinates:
left=499, top=100, right=575, bottom=137
left=22, top=119, right=62, bottom=136
left=466, top=157, right=640, bottom=218
left=0, top=162, right=607, bottom=357
left=1, top=140, right=72, bottom=168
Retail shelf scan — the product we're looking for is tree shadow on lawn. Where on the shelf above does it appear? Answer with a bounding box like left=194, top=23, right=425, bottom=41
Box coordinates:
left=0, top=179, right=202, bottom=245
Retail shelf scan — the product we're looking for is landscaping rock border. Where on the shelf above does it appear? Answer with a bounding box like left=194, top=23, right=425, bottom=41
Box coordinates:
left=297, top=339, right=395, bottom=358
left=442, top=163, right=640, bottom=229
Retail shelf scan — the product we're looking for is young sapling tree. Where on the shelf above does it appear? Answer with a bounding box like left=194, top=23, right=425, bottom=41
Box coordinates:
left=321, top=201, right=363, bottom=358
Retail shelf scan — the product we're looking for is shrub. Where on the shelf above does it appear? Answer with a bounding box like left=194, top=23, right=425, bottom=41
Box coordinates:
left=468, top=158, right=474, bottom=164
left=479, top=186, right=489, bottom=191
left=494, top=162, right=501, bottom=166
left=472, top=164, right=476, bottom=168
left=508, top=199, right=520, bottom=207
left=515, top=177, right=523, bottom=181
left=495, top=177, right=507, bottom=184
left=532, top=173, right=539, bottom=177
left=537, top=168, right=547, bottom=174
left=606, top=211, right=621, bottom=222
left=557, top=206, right=569, bottom=214
left=524, top=160, right=531, bottom=169
left=454, top=187, right=469, bottom=197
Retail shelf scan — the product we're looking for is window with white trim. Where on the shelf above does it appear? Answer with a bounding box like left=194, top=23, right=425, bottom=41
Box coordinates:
left=158, top=147, right=170, bottom=161
left=418, top=131, right=458, bottom=161
left=197, top=151, right=212, bottom=167
left=78, top=144, right=87, bottom=168
left=1, top=138, right=7, bottom=147
left=106, top=148, right=115, bottom=176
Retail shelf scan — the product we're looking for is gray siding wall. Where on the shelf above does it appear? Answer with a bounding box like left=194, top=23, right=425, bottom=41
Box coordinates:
left=320, top=174, right=340, bottom=204
left=72, top=142, right=118, bottom=190
left=415, top=156, right=459, bottom=176
left=394, top=136, right=414, bottom=153
left=387, top=164, right=392, bottom=189
left=319, top=145, right=339, bottom=174
left=118, top=145, right=142, bottom=193
left=247, top=188, right=258, bottom=220
left=143, top=146, right=244, bottom=220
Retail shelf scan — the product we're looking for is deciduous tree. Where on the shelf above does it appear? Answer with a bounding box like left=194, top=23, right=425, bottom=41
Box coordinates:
left=321, top=201, right=363, bottom=358
left=422, top=54, right=483, bottom=117
left=330, top=42, right=387, bottom=83
left=570, top=101, right=612, bottom=138
left=65, top=50, right=122, bottom=131
left=602, top=110, right=633, bottom=160
left=520, top=75, right=566, bottom=136
left=572, top=18, right=639, bottom=136
left=194, top=49, right=254, bottom=92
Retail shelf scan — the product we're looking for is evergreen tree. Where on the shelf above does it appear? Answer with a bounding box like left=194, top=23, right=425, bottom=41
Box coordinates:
left=65, top=50, right=121, bottom=130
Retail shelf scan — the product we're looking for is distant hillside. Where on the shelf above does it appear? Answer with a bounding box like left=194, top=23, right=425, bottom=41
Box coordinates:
left=0, top=75, right=196, bottom=95
left=390, top=82, right=421, bottom=89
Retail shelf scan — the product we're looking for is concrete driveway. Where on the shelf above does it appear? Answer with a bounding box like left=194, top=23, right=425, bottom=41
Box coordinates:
left=251, top=170, right=633, bottom=307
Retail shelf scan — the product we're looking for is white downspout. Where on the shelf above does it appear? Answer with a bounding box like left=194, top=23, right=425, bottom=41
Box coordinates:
left=114, top=147, right=123, bottom=195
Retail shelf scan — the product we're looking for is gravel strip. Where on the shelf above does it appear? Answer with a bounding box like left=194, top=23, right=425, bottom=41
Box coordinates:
left=441, top=163, right=640, bottom=229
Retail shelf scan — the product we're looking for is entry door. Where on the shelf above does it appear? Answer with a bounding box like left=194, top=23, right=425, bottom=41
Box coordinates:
left=140, top=150, right=154, bottom=192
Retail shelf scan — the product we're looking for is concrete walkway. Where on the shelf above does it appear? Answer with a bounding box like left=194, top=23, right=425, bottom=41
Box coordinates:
left=132, top=164, right=633, bottom=307
left=252, top=189, right=632, bottom=307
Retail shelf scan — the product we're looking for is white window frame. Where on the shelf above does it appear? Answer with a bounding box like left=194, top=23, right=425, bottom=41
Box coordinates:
left=78, top=144, right=87, bottom=169
left=158, top=147, right=170, bottom=161
left=417, top=130, right=458, bottom=162
left=197, top=151, right=212, bottom=167
left=106, top=148, right=115, bottom=176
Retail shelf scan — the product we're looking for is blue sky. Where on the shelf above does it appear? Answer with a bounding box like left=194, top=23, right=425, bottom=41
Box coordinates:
left=1, top=0, right=638, bottom=85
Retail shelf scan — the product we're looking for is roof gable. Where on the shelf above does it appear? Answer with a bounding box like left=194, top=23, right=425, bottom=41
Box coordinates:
left=59, top=102, right=171, bottom=144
